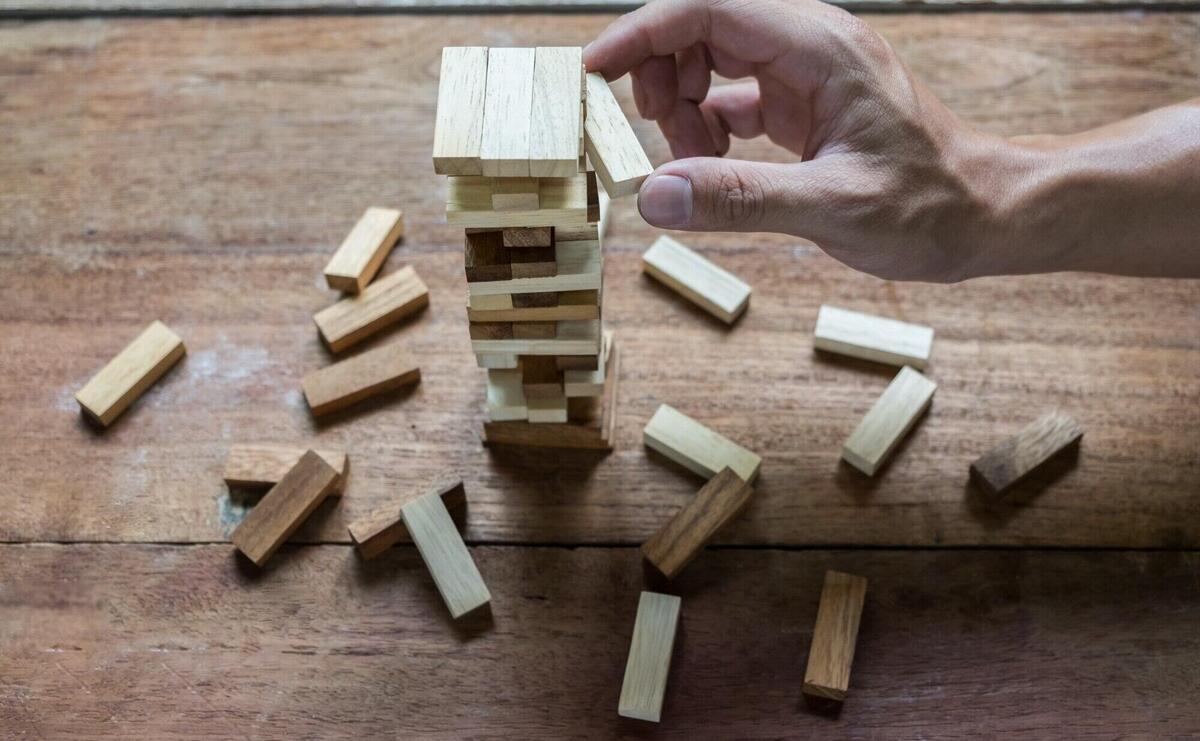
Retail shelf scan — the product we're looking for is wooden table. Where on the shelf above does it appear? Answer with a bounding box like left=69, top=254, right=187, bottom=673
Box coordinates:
left=2, top=9, right=1198, bottom=738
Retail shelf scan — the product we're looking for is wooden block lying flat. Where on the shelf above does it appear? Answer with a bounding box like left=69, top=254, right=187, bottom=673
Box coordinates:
left=486, top=368, right=527, bottom=421
left=527, top=394, right=568, bottom=423
left=556, top=353, right=599, bottom=371
left=642, top=235, right=751, bottom=324
left=643, top=404, right=762, bottom=483
left=618, top=592, right=681, bottom=723
left=446, top=175, right=589, bottom=228
left=302, top=341, right=421, bottom=417
left=641, top=467, right=753, bottom=579
left=348, top=477, right=465, bottom=560
left=469, top=293, right=514, bottom=311
left=402, top=489, right=491, bottom=619
left=323, top=207, right=405, bottom=293
left=503, top=226, right=553, bottom=248
left=813, top=305, right=934, bottom=370
left=476, top=352, right=519, bottom=370
left=222, top=444, right=348, bottom=491
left=584, top=72, right=653, bottom=198
left=467, top=240, right=600, bottom=296
left=529, top=47, right=583, bottom=178
left=464, top=230, right=511, bottom=282
left=556, top=223, right=598, bottom=242
left=467, top=303, right=598, bottom=323
left=970, top=412, right=1084, bottom=495
left=470, top=318, right=600, bottom=356
left=803, top=570, right=868, bottom=703
left=490, top=178, right=540, bottom=210
left=468, top=322, right=513, bottom=341
left=432, top=46, right=488, bottom=176
left=75, top=320, right=186, bottom=427
left=509, top=245, right=556, bottom=279
left=564, top=330, right=611, bottom=397
left=230, top=451, right=341, bottom=567
left=842, top=366, right=937, bottom=476
left=313, top=266, right=429, bottom=353
left=511, top=291, right=559, bottom=308
left=512, top=321, right=556, bottom=340
left=480, top=47, right=536, bottom=178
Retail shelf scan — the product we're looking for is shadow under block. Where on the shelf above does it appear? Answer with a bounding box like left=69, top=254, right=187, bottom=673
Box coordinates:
left=301, top=341, right=421, bottom=417
left=74, top=319, right=186, bottom=427
left=803, top=570, right=868, bottom=703
left=467, top=240, right=600, bottom=297
left=641, top=467, right=754, bottom=580
left=323, top=207, right=405, bottom=293
left=401, top=489, right=491, bottom=619
left=313, top=265, right=429, bottom=353
left=842, top=366, right=938, bottom=476
left=529, top=47, right=584, bottom=178
left=464, top=230, right=511, bottom=282
left=480, top=47, right=536, bottom=177
left=486, top=368, right=527, bottom=421
left=814, top=304, right=934, bottom=370
left=618, top=591, right=681, bottom=723
left=348, top=477, right=466, bottom=560
left=223, top=444, right=348, bottom=491
left=584, top=72, right=653, bottom=198
left=470, top=318, right=600, bottom=356
left=970, top=411, right=1084, bottom=495
left=643, top=403, right=762, bottom=483
left=447, top=175, right=589, bottom=228
left=642, top=235, right=752, bottom=324
left=432, top=46, right=488, bottom=176
left=230, top=451, right=341, bottom=567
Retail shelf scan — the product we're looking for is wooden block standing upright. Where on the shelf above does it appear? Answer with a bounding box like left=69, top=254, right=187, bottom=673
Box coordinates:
left=642, top=235, right=751, bottom=324
left=432, top=46, right=488, bottom=176
left=402, top=488, right=491, bottom=619
left=643, top=404, right=762, bottom=483
left=618, top=591, right=681, bottom=723
left=842, top=366, right=937, bottom=476
left=301, top=341, right=420, bottom=417
left=803, top=570, right=868, bottom=703
left=970, top=412, right=1084, bottom=495
left=813, top=305, right=934, bottom=370
left=75, top=320, right=186, bottom=427
left=230, top=451, right=341, bottom=567
left=348, top=477, right=466, bottom=560
left=323, top=207, right=405, bottom=293
left=641, top=467, right=754, bottom=579
left=584, top=72, right=654, bottom=198
left=223, top=444, right=348, bottom=490
left=313, top=265, right=429, bottom=353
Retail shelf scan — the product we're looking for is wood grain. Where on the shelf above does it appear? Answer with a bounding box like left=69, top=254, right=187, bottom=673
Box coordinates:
left=229, top=450, right=341, bottom=566
left=480, top=47, right=536, bottom=178
left=312, top=265, right=430, bottom=353
left=222, top=443, right=348, bottom=489
left=322, top=206, right=405, bottom=294
left=583, top=72, right=653, bottom=198
left=301, top=340, right=421, bottom=416
left=617, top=591, right=681, bottom=722
left=401, top=487, right=492, bottom=618
left=970, top=411, right=1085, bottom=495
left=842, top=366, right=938, bottom=476
left=347, top=475, right=465, bottom=558
left=802, top=569, right=868, bottom=702
left=74, top=320, right=186, bottom=427
left=641, top=467, right=754, bottom=579
left=642, top=234, right=752, bottom=324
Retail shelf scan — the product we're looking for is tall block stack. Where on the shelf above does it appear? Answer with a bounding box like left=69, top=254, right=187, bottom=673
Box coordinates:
left=433, top=46, right=652, bottom=449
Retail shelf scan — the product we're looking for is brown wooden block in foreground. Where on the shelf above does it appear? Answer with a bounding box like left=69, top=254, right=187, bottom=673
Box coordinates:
left=464, top=230, right=511, bottom=282
left=970, top=412, right=1084, bottom=495
left=618, top=591, right=681, bottom=723
left=323, top=206, right=405, bottom=293
left=301, top=342, right=420, bottom=417
left=642, top=467, right=754, bottom=579
left=803, top=570, right=868, bottom=703
left=222, top=444, right=348, bottom=491
left=313, top=265, right=429, bottom=353
left=74, top=320, right=186, bottom=427
left=230, top=451, right=341, bottom=567
left=348, top=476, right=466, bottom=559
left=503, top=226, right=553, bottom=248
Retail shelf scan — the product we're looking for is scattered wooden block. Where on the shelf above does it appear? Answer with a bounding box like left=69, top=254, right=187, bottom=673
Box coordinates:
left=814, top=305, right=934, bottom=370
left=527, top=394, right=568, bottom=423
left=485, top=368, right=527, bottom=421
left=313, top=265, right=429, bottom=353
left=464, top=230, right=511, bottom=282
left=509, top=245, right=557, bottom=279
left=490, top=178, right=541, bottom=210
left=643, top=404, right=762, bottom=483
left=618, top=591, right=681, bottom=723
left=75, top=320, right=186, bottom=427
left=970, top=412, right=1084, bottom=495
left=402, top=487, right=491, bottom=619
left=230, top=451, right=341, bottom=567
left=529, top=46, right=583, bottom=178
left=222, top=444, right=348, bottom=491
left=512, top=321, right=556, bottom=340
left=503, top=226, right=553, bottom=248
left=302, top=341, right=421, bottom=417
left=467, top=240, right=600, bottom=297
left=447, top=175, right=589, bottom=228
left=842, top=366, right=937, bottom=476
left=348, top=476, right=466, bottom=559
left=564, top=329, right=610, bottom=397
left=480, top=47, right=536, bottom=177
left=470, top=318, right=601, bottom=356
left=432, top=46, right=488, bottom=176
left=642, top=235, right=751, bottom=324
left=584, top=72, right=653, bottom=198
left=323, top=207, right=405, bottom=293
left=803, top=570, right=868, bottom=703
left=641, top=467, right=753, bottom=579
left=476, top=352, right=519, bottom=370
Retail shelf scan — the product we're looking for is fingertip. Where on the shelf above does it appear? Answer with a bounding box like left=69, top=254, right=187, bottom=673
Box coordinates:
left=638, top=173, right=694, bottom=229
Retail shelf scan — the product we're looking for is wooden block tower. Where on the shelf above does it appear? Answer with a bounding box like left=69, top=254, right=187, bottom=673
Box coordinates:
left=432, top=46, right=651, bottom=449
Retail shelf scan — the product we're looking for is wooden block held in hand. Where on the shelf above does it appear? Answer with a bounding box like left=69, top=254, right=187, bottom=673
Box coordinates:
left=584, top=72, right=653, bottom=198
left=491, top=178, right=541, bottom=210
left=313, top=266, right=429, bottom=353
left=618, top=591, right=681, bottom=723
left=402, top=489, right=491, bottom=618
left=842, top=366, right=937, bottom=476
left=302, top=342, right=420, bottom=417
left=230, top=451, right=341, bottom=567
left=814, top=305, right=934, bottom=369
left=803, top=570, right=868, bottom=702
left=642, top=235, right=751, bottom=324
left=323, top=207, right=405, bottom=293
left=480, top=47, right=536, bottom=178
left=503, top=226, right=553, bottom=248
left=75, top=320, right=186, bottom=427
left=643, top=404, right=762, bottom=483
left=223, top=444, right=348, bottom=491
left=348, top=476, right=465, bottom=559
left=529, top=47, right=584, bottom=177
left=432, top=47, right=488, bottom=176
left=970, top=412, right=1084, bottom=495
left=464, top=230, right=511, bottom=282
left=641, top=467, right=753, bottom=579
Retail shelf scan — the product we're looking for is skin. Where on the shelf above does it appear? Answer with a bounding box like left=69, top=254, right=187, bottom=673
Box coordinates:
left=582, top=0, right=1200, bottom=282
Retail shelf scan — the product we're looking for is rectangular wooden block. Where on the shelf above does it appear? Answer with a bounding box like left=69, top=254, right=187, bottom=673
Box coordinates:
left=348, top=476, right=465, bottom=560
left=529, top=47, right=584, bottom=178
left=842, top=366, right=937, bottom=476
left=301, top=341, right=421, bottom=417
left=584, top=72, right=653, bottom=198
left=564, top=329, right=611, bottom=397
left=490, top=177, right=541, bottom=210
left=467, top=240, right=600, bottom=297
left=467, top=302, right=598, bottom=323
left=641, top=467, right=753, bottom=579
left=618, top=591, right=681, bottom=723
left=468, top=321, right=513, bottom=341
left=313, top=265, right=429, bottom=353
left=432, top=46, right=488, bottom=176
left=446, top=175, right=589, bottom=228
left=586, top=169, right=600, bottom=222
left=468, top=293, right=514, bottom=311
left=643, top=404, right=762, bottom=483
left=476, top=352, right=519, bottom=370
left=970, top=412, right=1084, bottom=495
left=486, top=368, right=527, bottom=421
left=402, top=489, right=492, bottom=619
left=511, top=291, right=559, bottom=308
left=503, top=226, right=553, bottom=248
left=480, top=47, right=536, bottom=177
left=555, top=223, right=598, bottom=242
left=464, top=230, right=511, bottom=282
left=520, top=355, right=563, bottom=399
left=803, top=570, right=868, bottom=702
left=222, top=444, right=348, bottom=491
left=512, top=321, right=556, bottom=340
left=230, top=451, right=341, bottom=567
left=642, top=235, right=751, bottom=324
left=470, top=318, right=600, bottom=356
left=813, top=305, right=934, bottom=370
left=527, top=394, right=568, bottom=423
left=509, top=245, right=557, bottom=279
left=75, top=320, right=186, bottom=427
left=323, top=207, right=405, bottom=293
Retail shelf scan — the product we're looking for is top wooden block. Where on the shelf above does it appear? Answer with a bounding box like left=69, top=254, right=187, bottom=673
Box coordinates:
left=480, top=48, right=536, bottom=177
left=814, top=305, right=934, bottom=369
left=432, top=47, right=488, bottom=176
left=584, top=72, right=653, bottom=198
left=642, top=235, right=751, bottom=324
left=74, top=320, right=186, bottom=427
left=323, top=207, right=405, bottom=294
left=643, top=404, right=762, bottom=483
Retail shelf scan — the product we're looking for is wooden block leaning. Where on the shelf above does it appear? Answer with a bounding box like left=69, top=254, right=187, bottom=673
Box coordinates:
left=643, top=403, right=762, bottom=483
left=348, top=476, right=466, bottom=560
left=641, top=467, right=754, bottom=579
left=74, top=320, right=186, bottom=427
left=642, top=235, right=751, bottom=324
left=970, top=411, right=1083, bottom=495
left=313, top=265, right=429, bottom=353
left=230, top=450, right=341, bottom=567
left=302, top=341, right=420, bottom=417
left=803, top=570, right=868, bottom=703
left=323, top=207, right=405, bottom=293
left=432, top=47, right=488, bottom=176
left=618, top=591, right=681, bottom=723
left=584, top=72, right=653, bottom=198
left=813, top=305, right=934, bottom=369
left=842, top=366, right=937, bottom=476
left=402, top=488, right=491, bottom=619
left=223, top=444, right=348, bottom=491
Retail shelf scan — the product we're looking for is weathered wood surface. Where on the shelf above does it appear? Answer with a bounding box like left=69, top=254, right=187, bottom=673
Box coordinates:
left=1, top=14, right=1199, bottom=547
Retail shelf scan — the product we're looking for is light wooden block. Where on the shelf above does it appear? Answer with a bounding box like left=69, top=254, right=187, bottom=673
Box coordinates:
left=476, top=352, right=519, bottom=369
left=803, top=570, right=868, bottom=702
left=230, top=451, right=341, bottom=567
left=323, top=207, right=405, bottom=293
left=467, top=240, right=600, bottom=297
left=512, top=321, right=556, bottom=339
left=402, top=489, right=491, bottom=619
left=446, top=175, right=589, bottom=228
left=814, top=305, right=934, bottom=369
left=486, top=368, right=527, bottom=421
left=503, top=226, right=553, bottom=248
left=509, top=245, right=557, bottom=279
left=348, top=477, right=465, bottom=560
left=970, top=412, right=1084, bottom=495
left=584, top=72, right=653, bottom=198
left=74, top=320, right=185, bottom=427
left=618, top=591, right=681, bottom=723
left=313, top=265, right=429, bottom=353
left=490, top=178, right=540, bottom=210
left=302, top=341, right=420, bottom=417
left=223, top=444, right=348, bottom=491
left=480, top=47, right=536, bottom=178
left=432, top=47, right=488, bottom=176
left=643, top=404, right=762, bottom=483
left=642, top=235, right=751, bottom=324
left=470, top=318, right=600, bottom=356
left=529, top=46, right=583, bottom=178
left=842, top=366, right=937, bottom=476
left=527, top=394, right=568, bottom=423
left=564, top=329, right=611, bottom=397
left=641, top=467, right=753, bottom=579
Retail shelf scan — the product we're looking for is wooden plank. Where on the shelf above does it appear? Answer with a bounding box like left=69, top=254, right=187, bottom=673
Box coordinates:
left=447, top=175, right=589, bottom=228
left=471, top=318, right=600, bottom=355
left=814, top=305, right=934, bottom=370
left=618, top=591, right=681, bottom=723
left=970, top=412, right=1085, bottom=495
left=583, top=72, right=653, bottom=198
left=529, top=46, right=583, bottom=178
left=485, top=367, right=527, bottom=421
left=432, top=46, right=488, bottom=177
left=644, top=404, right=762, bottom=483
left=222, top=444, right=348, bottom=490
left=73, top=320, right=185, bottom=427
left=347, top=476, right=465, bottom=559
left=641, top=467, right=753, bottom=579
left=229, top=450, right=341, bottom=566
left=802, top=570, right=868, bottom=703
left=322, top=207, right=404, bottom=293
left=301, top=341, right=421, bottom=417
left=467, top=240, right=599, bottom=296
left=468, top=293, right=514, bottom=311
left=312, top=265, right=429, bottom=353
left=842, top=367, right=938, bottom=476
left=479, top=47, right=536, bottom=178
left=642, top=234, right=751, bottom=324
left=401, top=488, right=491, bottom=618
left=490, top=178, right=540, bottom=211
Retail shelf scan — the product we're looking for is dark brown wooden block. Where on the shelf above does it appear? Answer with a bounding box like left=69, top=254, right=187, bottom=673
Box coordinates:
left=521, top=355, right=563, bottom=399
left=510, top=244, right=557, bottom=278
left=503, top=227, right=553, bottom=248
left=464, top=230, right=511, bottom=282
left=230, top=451, right=341, bottom=566
left=555, top=354, right=599, bottom=371
left=586, top=170, right=600, bottom=223
left=641, top=467, right=754, bottom=579
left=512, top=292, right=559, bottom=308
left=970, top=412, right=1084, bottom=495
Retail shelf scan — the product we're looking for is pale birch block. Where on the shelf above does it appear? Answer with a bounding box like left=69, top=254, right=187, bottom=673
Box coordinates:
left=529, top=46, right=583, bottom=178
left=842, top=366, right=937, bottom=476
left=486, top=368, right=527, bottom=421
left=527, top=393, right=568, bottom=423
left=301, top=341, right=421, bottom=417
left=402, top=490, right=491, bottom=619
left=446, top=174, right=589, bottom=228
left=803, top=570, right=868, bottom=702
left=74, top=320, right=186, bottom=427
left=490, top=178, right=540, bottom=210
left=618, top=591, right=681, bottom=723
left=470, top=319, right=600, bottom=356
left=347, top=476, right=465, bottom=560
left=222, top=444, right=348, bottom=491
left=643, top=403, right=762, bottom=483
left=480, top=47, right=535, bottom=178
left=322, top=207, right=405, bottom=293
left=467, top=240, right=600, bottom=296
left=584, top=72, right=653, bottom=198
left=642, top=235, right=751, bottom=324
left=432, top=47, right=488, bottom=176
left=814, top=305, right=934, bottom=369
left=313, top=265, right=429, bottom=353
